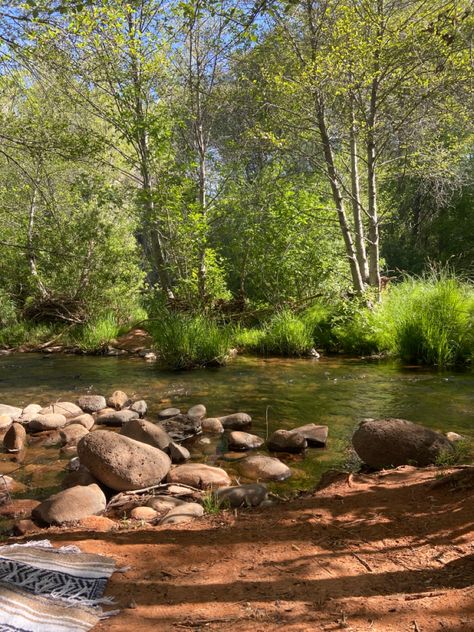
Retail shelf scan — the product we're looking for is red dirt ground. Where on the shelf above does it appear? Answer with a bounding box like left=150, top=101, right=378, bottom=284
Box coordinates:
left=24, top=466, right=474, bottom=631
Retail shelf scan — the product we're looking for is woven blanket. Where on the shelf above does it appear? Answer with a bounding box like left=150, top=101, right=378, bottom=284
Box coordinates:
left=0, top=540, right=118, bottom=632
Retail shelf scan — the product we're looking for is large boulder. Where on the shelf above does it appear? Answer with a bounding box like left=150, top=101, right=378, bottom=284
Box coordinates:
left=39, top=402, right=82, bottom=418
left=95, top=409, right=139, bottom=426
left=216, top=483, right=267, bottom=508
left=120, top=418, right=171, bottom=451
left=292, top=423, right=328, bottom=447
left=267, top=429, right=307, bottom=453
left=228, top=431, right=264, bottom=451
left=107, top=390, right=131, bottom=410
left=29, top=413, right=67, bottom=432
left=77, top=430, right=171, bottom=491
left=0, top=404, right=22, bottom=421
left=4, top=423, right=27, bottom=453
left=352, top=418, right=454, bottom=469
left=77, top=395, right=107, bottom=413
left=32, top=484, right=106, bottom=525
left=219, top=413, right=252, bottom=430
left=167, top=463, right=231, bottom=489
left=238, top=455, right=292, bottom=481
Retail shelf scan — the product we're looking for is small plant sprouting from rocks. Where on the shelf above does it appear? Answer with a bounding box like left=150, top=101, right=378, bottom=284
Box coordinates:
left=202, top=491, right=222, bottom=514
left=435, top=440, right=472, bottom=467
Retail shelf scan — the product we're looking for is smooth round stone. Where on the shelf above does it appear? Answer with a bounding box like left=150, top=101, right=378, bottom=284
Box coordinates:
left=0, top=404, right=22, bottom=421
left=238, top=455, right=292, bottom=481
left=187, top=404, right=207, bottom=420
left=32, top=484, right=106, bottom=525
left=292, top=423, right=328, bottom=447
left=216, top=483, right=267, bottom=508
left=158, top=407, right=181, bottom=419
left=29, top=413, right=67, bottom=432
left=167, top=463, right=231, bottom=489
left=95, top=409, right=139, bottom=426
left=19, top=404, right=42, bottom=423
left=107, top=390, right=130, bottom=410
left=66, top=414, right=95, bottom=430
left=59, top=424, right=89, bottom=447
left=130, top=400, right=147, bottom=418
left=169, top=442, right=190, bottom=463
left=147, top=496, right=187, bottom=513
left=130, top=506, right=158, bottom=522
left=4, top=423, right=27, bottom=453
left=77, top=395, right=107, bottom=413
left=218, top=413, right=252, bottom=430
left=228, top=431, right=264, bottom=451
left=0, top=415, right=13, bottom=430
left=267, top=429, right=307, bottom=453
left=201, top=418, right=224, bottom=433
left=160, top=502, right=204, bottom=525
left=39, top=402, right=82, bottom=418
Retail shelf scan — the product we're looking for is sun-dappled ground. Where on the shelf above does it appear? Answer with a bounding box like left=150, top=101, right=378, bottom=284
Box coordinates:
left=15, top=465, right=473, bottom=631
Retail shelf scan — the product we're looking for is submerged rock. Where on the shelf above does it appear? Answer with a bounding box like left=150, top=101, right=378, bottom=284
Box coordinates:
left=228, top=431, right=264, bottom=451
left=77, top=395, right=107, bottom=413
left=267, top=429, right=307, bottom=453
left=352, top=418, right=454, bottom=469
left=167, top=463, right=231, bottom=489
left=238, top=455, right=292, bottom=481
left=32, top=484, right=106, bottom=524
left=77, top=430, right=171, bottom=491
left=216, top=483, right=267, bottom=508
left=120, top=418, right=171, bottom=452
left=157, top=414, right=201, bottom=442
left=219, top=412, right=252, bottom=430
left=292, top=423, right=328, bottom=447
left=3, top=423, right=27, bottom=453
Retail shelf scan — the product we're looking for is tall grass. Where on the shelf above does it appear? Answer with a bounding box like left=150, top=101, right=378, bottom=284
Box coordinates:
left=148, top=312, right=231, bottom=369
left=70, top=312, right=122, bottom=352
left=0, top=321, right=58, bottom=348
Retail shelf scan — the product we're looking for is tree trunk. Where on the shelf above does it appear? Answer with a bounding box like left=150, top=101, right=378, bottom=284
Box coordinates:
left=316, top=96, right=365, bottom=294
left=349, top=101, right=369, bottom=284
left=27, top=181, right=48, bottom=299
left=367, top=127, right=381, bottom=298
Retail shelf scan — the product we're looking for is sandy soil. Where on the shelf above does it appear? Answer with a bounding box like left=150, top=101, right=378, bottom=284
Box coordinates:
left=18, top=466, right=474, bottom=631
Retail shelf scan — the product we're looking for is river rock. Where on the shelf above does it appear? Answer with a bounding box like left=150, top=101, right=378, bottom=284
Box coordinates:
left=147, top=495, right=187, bottom=513
left=62, top=465, right=97, bottom=489
left=352, top=418, right=454, bottom=469
left=3, top=423, right=27, bottom=452
left=446, top=432, right=465, bottom=443
left=188, top=404, right=206, bottom=420
left=160, top=502, right=204, bottom=525
left=130, top=399, right=147, bottom=418
left=32, top=484, right=106, bottom=525
left=19, top=404, right=42, bottom=423
left=29, top=413, right=67, bottom=432
left=158, top=407, right=181, bottom=419
left=120, top=418, right=171, bottom=451
left=169, top=442, right=190, bottom=463
left=239, top=455, right=292, bottom=481
left=167, top=463, right=231, bottom=489
left=201, top=418, right=224, bottom=433
left=157, top=414, right=201, bottom=442
left=0, top=415, right=12, bottom=430
left=0, top=404, right=22, bottom=421
left=60, top=424, right=89, bottom=447
left=107, top=390, right=131, bottom=410
left=96, top=409, right=139, bottom=426
left=77, top=430, right=171, bottom=491
left=39, top=402, right=82, bottom=418
left=77, top=395, right=107, bottom=413
left=219, top=413, right=252, bottom=430
left=228, top=431, right=264, bottom=450
left=130, top=506, right=158, bottom=522
left=267, top=429, right=307, bottom=453
left=216, top=483, right=268, bottom=508
left=66, top=413, right=95, bottom=431
left=292, top=423, right=328, bottom=447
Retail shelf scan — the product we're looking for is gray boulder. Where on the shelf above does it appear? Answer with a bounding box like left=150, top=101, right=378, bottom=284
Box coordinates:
left=77, top=430, right=171, bottom=491
left=167, top=463, right=231, bottom=489
left=32, top=484, right=106, bottom=524
left=130, top=400, right=147, bottom=418
left=352, top=418, right=454, bottom=469
left=120, top=418, right=171, bottom=451
left=219, top=412, right=252, bottom=430
left=3, top=423, right=27, bottom=453
left=228, top=431, right=264, bottom=450
left=95, top=409, right=139, bottom=426
left=39, top=402, right=82, bottom=418
left=216, top=483, right=267, bottom=508
left=0, top=404, right=22, bottom=421
left=107, top=390, right=131, bottom=410
left=29, top=413, right=67, bottom=432
left=77, top=395, right=107, bottom=413
left=292, top=423, right=328, bottom=447
left=238, top=455, right=292, bottom=481
left=267, top=429, right=307, bottom=453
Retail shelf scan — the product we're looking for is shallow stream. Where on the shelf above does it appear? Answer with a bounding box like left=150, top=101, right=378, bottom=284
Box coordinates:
left=1, top=353, right=473, bottom=503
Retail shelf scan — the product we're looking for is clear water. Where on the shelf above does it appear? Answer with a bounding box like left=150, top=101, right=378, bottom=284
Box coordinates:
left=0, top=353, right=473, bottom=501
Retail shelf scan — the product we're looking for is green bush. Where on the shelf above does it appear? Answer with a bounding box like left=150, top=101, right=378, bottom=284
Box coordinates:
left=70, top=312, right=122, bottom=352
left=232, top=325, right=266, bottom=352
left=259, top=310, right=314, bottom=357
left=148, top=311, right=231, bottom=369
left=0, top=320, right=57, bottom=348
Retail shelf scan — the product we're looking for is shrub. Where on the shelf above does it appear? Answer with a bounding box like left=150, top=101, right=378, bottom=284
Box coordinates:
left=232, top=325, right=265, bottom=352
left=148, top=311, right=231, bottom=369
left=71, top=312, right=122, bottom=352
left=259, top=310, right=314, bottom=357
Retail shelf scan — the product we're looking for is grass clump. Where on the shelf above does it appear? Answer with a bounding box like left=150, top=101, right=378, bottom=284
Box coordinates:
left=148, top=311, right=231, bottom=370
left=70, top=311, right=122, bottom=352
left=435, top=439, right=473, bottom=467
left=260, top=310, right=314, bottom=356
left=0, top=320, right=58, bottom=348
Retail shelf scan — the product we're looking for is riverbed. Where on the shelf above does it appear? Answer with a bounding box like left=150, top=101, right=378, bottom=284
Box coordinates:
left=1, top=353, right=473, bottom=501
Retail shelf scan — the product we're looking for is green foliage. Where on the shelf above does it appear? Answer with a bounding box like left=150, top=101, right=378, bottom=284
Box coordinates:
left=70, top=312, right=122, bottom=352
left=0, top=290, right=17, bottom=328
left=201, top=492, right=222, bottom=514
left=435, top=440, right=473, bottom=467
left=0, top=320, right=57, bottom=348
left=148, top=312, right=231, bottom=369
left=232, top=325, right=266, bottom=352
